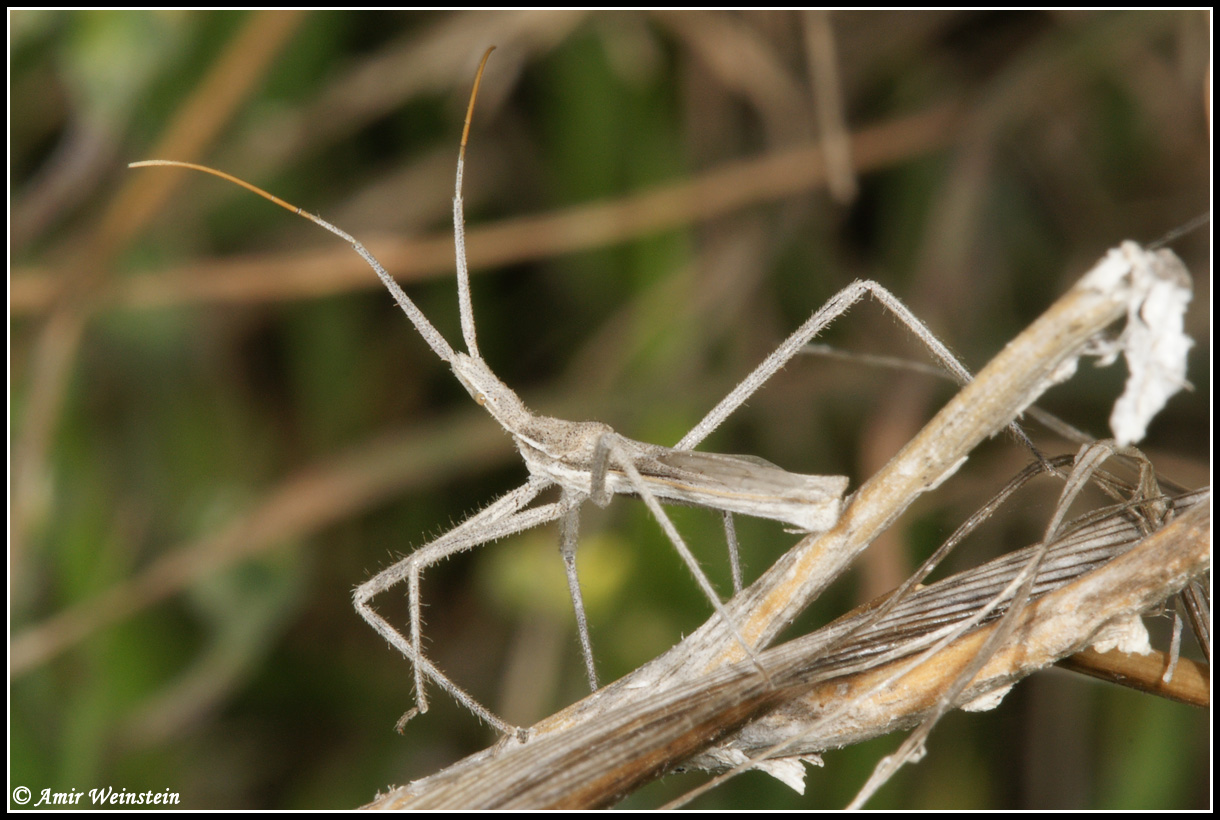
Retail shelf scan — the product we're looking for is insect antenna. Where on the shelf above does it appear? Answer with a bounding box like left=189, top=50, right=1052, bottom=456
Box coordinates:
left=126, top=161, right=459, bottom=365
left=452, top=45, right=496, bottom=361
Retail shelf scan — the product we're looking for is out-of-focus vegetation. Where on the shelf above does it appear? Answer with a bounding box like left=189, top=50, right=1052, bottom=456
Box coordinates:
left=11, top=10, right=1209, bottom=809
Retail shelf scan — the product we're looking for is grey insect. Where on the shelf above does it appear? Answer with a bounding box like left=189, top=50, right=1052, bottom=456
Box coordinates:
left=131, top=49, right=984, bottom=738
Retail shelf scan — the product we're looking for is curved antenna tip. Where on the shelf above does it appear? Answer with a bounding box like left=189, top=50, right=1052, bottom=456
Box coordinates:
left=460, top=46, right=496, bottom=162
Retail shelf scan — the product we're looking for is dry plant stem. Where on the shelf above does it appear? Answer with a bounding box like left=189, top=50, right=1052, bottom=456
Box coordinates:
left=844, top=440, right=1151, bottom=807
left=373, top=496, right=1208, bottom=809
left=1058, top=647, right=1208, bottom=707
left=10, top=103, right=961, bottom=315
left=670, top=486, right=1207, bottom=808
left=802, top=10, right=857, bottom=203
left=822, top=500, right=1209, bottom=757
left=677, top=485, right=1209, bottom=771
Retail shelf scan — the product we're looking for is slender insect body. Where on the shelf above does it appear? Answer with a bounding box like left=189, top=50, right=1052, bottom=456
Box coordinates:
left=632, top=451, right=849, bottom=533
left=524, top=435, right=849, bottom=533
left=130, top=48, right=1006, bottom=738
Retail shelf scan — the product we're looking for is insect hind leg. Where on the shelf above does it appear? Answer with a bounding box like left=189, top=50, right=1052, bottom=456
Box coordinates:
left=677, top=279, right=1033, bottom=454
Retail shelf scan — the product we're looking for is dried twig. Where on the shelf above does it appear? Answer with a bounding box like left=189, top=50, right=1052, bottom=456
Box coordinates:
left=373, top=495, right=1207, bottom=809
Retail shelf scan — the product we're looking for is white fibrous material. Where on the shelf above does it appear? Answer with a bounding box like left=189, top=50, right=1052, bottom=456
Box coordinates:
left=1104, top=244, right=1194, bottom=446
left=1090, top=613, right=1153, bottom=656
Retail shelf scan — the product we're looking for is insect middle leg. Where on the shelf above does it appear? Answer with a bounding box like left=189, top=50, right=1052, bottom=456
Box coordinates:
left=557, top=493, right=599, bottom=691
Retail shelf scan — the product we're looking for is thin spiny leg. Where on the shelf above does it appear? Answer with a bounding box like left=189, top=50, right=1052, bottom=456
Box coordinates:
left=358, top=586, right=518, bottom=735
left=355, top=477, right=548, bottom=603
left=558, top=493, right=600, bottom=691
left=595, top=433, right=770, bottom=680
left=360, top=491, right=570, bottom=736
left=677, top=280, right=1026, bottom=451
left=408, top=566, right=424, bottom=713
left=723, top=511, right=743, bottom=594
left=353, top=477, right=563, bottom=734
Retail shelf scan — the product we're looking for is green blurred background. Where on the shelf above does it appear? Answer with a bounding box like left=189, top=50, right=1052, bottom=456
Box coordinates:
left=10, top=10, right=1210, bottom=809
